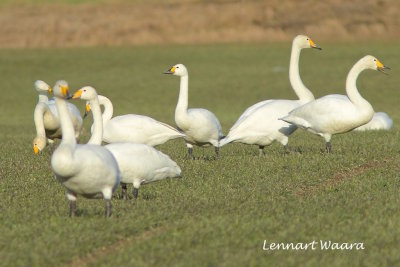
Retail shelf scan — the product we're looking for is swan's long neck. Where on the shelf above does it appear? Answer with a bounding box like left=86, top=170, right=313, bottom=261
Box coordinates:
left=34, top=103, right=48, bottom=137
left=289, top=44, right=314, bottom=102
left=98, top=95, right=113, bottom=126
left=87, top=96, right=103, bottom=145
left=345, top=61, right=372, bottom=109
left=55, top=97, right=76, bottom=148
left=175, top=75, right=189, bottom=117
left=37, top=93, right=49, bottom=103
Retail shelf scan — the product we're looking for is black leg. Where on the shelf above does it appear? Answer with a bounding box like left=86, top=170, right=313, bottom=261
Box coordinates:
left=122, top=183, right=127, bottom=200
left=259, top=146, right=265, bottom=156
left=188, top=147, right=194, bottom=159
left=215, top=146, right=220, bottom=158
left=133, top=188, right=139, bottom=199
left=69, top=200, right=76, bottom=217
left=105, top=200, right=112, bottom=217
left=326, top=142, right=332, bottom=154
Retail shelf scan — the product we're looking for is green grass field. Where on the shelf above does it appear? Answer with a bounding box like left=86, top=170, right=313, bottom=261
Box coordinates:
left=0, top=43, right=399, bottom=266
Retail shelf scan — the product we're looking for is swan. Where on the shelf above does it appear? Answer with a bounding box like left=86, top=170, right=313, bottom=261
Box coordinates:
left=353, top=112, right=393, bottom=131
left=33, top=80, right=83, bottom=154
left=72, top=86, right=182, bottom=199
left=164, top=64, right=224, bottom=159
left=281, top=55, right=389, bottom=153
left=83, top=95, right=185, bottom=146
left=50, top=81, right=121, bottom=217
left=219, top=35, right=321, bottom=155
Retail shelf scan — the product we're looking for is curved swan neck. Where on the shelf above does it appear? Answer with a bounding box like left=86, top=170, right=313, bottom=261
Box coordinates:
left=98, top=95, right=113, bottom=126
left=289, top=43, right=314, bottom=102
left=55, top=97, right=76, bottom=147
left=38, top=93, right=49, bottom=103
left=34, top=103, right=47, bottom=137
left=345, top=60, right=370, bottom=107
left=175, top=75, right=189, bottom=115
left=87, top=96, right=103, bottom=145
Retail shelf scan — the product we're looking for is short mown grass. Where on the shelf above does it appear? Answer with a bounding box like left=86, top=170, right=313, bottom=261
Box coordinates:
left=0, top=43, right=399, bottom=266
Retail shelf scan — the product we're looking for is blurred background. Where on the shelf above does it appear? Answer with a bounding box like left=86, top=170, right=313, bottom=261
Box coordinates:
left=1, top=0, right=399, bottom=48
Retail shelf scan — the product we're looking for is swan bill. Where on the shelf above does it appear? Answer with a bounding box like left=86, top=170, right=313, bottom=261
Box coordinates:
left=376, top=60, right=390, bottom=74
left=163, top=66, right=175, bottom=74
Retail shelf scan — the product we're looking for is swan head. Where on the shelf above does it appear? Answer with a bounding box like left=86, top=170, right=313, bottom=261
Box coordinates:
left=71, top=86, right=98, bottom=101
left=53, top=80, right=71, bottom=98
left=163, top=64, right=188, bottom=77
left=294, top=35, right=321, bottom=50
left=33, top=136, right=46, bottom=154
left=83, top=101, right=91, bottom=119
left=34, top=80, right=52, bottom=94
left=361, top=55, right=390, bottom=74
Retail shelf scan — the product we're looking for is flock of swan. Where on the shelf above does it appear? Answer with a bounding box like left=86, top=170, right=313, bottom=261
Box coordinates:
left=32, top=35, right=393, bottom=217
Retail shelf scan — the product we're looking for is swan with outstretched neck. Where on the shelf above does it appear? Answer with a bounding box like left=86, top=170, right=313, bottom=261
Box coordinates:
left=50, top=80, right=120, bottom=217
left=83, top=95, right=185, bottom=147
left=33, top=80, right=82, bottom=154
left=219, top=35, right=321, bottom=155
left=164, top=63, right=224, bottom=159
left=281, top=55, right=390, bottom=153
left=73, top=86, right=182, bottom=199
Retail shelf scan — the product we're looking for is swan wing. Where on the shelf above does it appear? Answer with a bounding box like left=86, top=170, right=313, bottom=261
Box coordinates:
left=103, top=114, right=185, bottom=146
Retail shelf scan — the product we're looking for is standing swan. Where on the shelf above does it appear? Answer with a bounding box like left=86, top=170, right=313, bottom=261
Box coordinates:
left=33, top=80, right=82, bottom=154
left=281, top=55, right=389, bottom=153
left=353, top=112, right=393, bottom=131
left=219, top=35, right=321, bottom=155
left=50, top=81, right=120, bottom=217
left=84, top=95, right=185, bottom=146
left=164, top=64, right=223, bottom=159
left=73, top=86, right=182, bottom=199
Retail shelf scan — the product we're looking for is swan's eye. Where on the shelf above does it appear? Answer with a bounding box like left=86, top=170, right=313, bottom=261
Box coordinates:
left=306, top=38, right=309, bottom=40
left=176, top=66, right=179, bottom=69
left=83, top=90, right=86, bottom=92
left=374, top=59, right=376, bottom=62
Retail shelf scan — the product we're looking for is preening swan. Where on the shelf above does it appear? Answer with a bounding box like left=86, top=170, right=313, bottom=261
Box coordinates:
left=33, top=80, right=82, bottom=154
left=219, top=35, right=321, bottom=155
left=281, top=55, right=389, bottom=153
left=353, top=112, right=393, bottom=131
left=164, top=63, right=223, bottom=159
left=73, top=86, right=182, bottom=199
left=84, top=95, right=185, bottom=146
left=50, top=81, right=120, bottom=217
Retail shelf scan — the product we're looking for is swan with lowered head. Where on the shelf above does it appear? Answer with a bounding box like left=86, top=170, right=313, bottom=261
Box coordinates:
left=219, top=35, right=321, bottom=155
left=164, top=63, right=224, bottom=159
left=73, top=86, right=182, bottom=199
left=281, top=55, right=389, bottom=153
left=83, top=95, right=185, bottom=147
left=33, top=80, right=82, bottom=154
left=353, top=111, right=393, bottom=131
left=50, top=81, right=120, bottom=217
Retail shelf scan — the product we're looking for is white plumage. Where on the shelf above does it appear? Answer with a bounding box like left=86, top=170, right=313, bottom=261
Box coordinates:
left=353, top=112, right=393, bottom=131
left=281, top=55, right=389, bottom=152
left=50, top=81, right=121, bottom=217
left=85, top=95, right=185, bottom=146
left=33, top=80, right=82, bottom=154
left=164, top=63, right=223, bottom=158
left=73, top=86, right=182, bottom=199
left=219, top=35, right=321, bottom=155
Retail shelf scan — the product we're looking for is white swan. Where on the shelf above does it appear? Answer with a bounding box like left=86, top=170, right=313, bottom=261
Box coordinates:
left=164, top=64, right=224, bottom=158
left=50, top=81, right=121, bottom=217
left=33, top=80, right=83, bottom=154
left=73, top=86, right=182, bottom=199
left=84, top=95, right=185, bottom=146
left=281, top=55, right=389, bottom=153
left=219, top=35, right=321, bottom=155
left=353, top=112, right=393, bottom=131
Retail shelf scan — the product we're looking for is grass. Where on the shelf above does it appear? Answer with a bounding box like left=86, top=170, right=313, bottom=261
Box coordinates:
left=0, top=43, right=399, bottom=266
